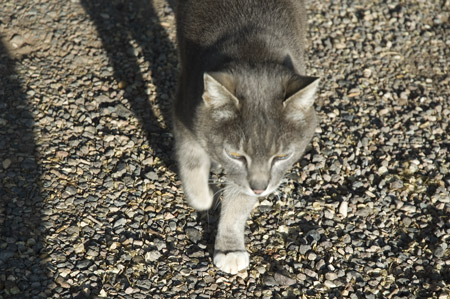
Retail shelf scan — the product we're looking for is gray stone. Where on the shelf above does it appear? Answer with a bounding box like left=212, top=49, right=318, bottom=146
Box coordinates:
left=185, top=228, right=202, bottom=243
left=113, top=218, right=127, bottom=228
left=274, top=273, right=296, bottom=286
left=144, top=171, right=159, bottom=181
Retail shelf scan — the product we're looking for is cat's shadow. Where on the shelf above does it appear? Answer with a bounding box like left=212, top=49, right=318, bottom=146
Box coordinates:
left=198, top=192, right=222, bottom=258
left=81, top=0, right=177, bottom=170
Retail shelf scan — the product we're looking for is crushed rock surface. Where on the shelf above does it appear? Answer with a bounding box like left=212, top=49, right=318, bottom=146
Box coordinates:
left=0, top=0, right=448, bottom=298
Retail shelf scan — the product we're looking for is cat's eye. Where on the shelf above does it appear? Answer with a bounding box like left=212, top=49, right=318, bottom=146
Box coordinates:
left=273, top=153, right=290, bottom=161
left=229, top=151, right=243, bottom=159
left=227, top=151, right=246, bottom=163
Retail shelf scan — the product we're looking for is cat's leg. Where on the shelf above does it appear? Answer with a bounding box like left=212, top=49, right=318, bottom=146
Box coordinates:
left=214, top=187, right=258, bottom=274
left=175, top=128, right=213, bottom=211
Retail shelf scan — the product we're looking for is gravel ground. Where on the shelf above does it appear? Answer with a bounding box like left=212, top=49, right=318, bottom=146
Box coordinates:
left=0, top=0, right=448, bottom=298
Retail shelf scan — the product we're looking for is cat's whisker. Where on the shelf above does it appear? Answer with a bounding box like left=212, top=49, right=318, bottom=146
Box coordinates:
left=212, top=185, right=235, bottom=212
left=213, top=196, right=222, bottom=212
left=208, top=177, right=230, bottom=186
left=212, top=187, right=226, bottom=199
left=211, top=184, right=235, bottom=212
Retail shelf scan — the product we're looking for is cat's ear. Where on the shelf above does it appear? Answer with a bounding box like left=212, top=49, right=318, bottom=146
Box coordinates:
left=202, top=72, right=239, bottom=107
left=283, top=75, right=320, bottom=115
left=283, top=55, right=295, bottom=71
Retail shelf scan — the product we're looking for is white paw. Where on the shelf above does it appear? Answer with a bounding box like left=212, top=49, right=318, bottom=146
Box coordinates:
left=214, top=251, right=249, bottom=274
left=187, top=188, right=213, bottom=211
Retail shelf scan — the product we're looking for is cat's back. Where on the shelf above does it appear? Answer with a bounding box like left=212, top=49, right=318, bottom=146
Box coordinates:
left=176, top=0, right=306, bottom=52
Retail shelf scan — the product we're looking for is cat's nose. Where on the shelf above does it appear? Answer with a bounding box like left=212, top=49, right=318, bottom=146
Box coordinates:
left=252, top=189, right=265, bottom=195
left=249, top=181, right=267, bottom=195
left=249, top=175, right=269, bottom=196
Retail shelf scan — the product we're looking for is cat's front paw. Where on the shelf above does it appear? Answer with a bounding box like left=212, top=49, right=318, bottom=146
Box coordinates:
left=186, top=187, right=213, bottom=211
left=213, top=251, right=249, bottom=274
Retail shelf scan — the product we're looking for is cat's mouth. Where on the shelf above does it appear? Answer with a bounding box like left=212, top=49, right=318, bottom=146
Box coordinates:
left=244, top=184, right=279, bottom=198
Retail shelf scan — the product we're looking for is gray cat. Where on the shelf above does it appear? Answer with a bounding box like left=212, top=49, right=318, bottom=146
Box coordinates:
left=173, top=0, right=320, bottom=274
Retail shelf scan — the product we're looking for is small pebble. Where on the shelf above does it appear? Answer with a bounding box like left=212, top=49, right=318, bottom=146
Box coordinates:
left=339, top=201, right=348, bottom=217
left=2, top=158, right=12, bottom=169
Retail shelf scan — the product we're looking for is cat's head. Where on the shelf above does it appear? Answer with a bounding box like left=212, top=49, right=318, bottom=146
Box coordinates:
left=197, top=64, right=319, bottom=197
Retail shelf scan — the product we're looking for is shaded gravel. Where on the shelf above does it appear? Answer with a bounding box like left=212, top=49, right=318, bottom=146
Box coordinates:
left=0, top=0, right=448, bottom=298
